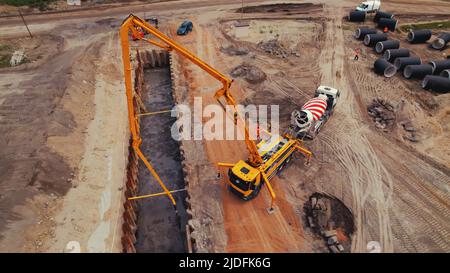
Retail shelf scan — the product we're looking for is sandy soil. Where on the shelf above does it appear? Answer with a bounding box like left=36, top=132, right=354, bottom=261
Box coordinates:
left=170, top=0, right=450, bottom=253
left=0, top=0, right=449, bottom=253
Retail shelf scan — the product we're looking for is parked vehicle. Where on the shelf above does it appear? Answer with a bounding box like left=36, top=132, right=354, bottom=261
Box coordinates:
left=356, top=0, right=381, bottom=13
left=177, top=20, right=193, bottom=35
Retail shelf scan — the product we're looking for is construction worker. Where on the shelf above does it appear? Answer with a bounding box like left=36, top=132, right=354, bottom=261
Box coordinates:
left=383, top=26, right=389, bottom=33
left=354, top=48, right=360, bottom=61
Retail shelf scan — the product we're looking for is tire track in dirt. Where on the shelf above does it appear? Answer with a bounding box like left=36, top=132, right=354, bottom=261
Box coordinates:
left=338, top=5, right=450, bottom=252
left=318, top=4, right=395, bottom=252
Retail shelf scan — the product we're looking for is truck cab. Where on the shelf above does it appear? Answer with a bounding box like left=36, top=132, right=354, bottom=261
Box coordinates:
left=316, top=85, right=339, bottom=112
left=356, top=0, right=381, bottom=13
left=227, top=134, right=296, bottom=200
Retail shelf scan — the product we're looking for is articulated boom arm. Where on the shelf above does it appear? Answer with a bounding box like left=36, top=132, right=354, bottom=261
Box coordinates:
left=119, top=14, right=263, bottom=205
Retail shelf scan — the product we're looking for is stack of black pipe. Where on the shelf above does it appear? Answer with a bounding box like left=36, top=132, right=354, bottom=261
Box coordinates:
left=374, top=11, right=394, bottom=22
left=364, top=33, right=388, bottom=47
left=375, top=40, right=400, bottom=53
left=349, top=10, right=366, bottom=22
left=431, top=33, right=450, bottom=50
left=407, top=29, right=432, bottom=44
left=374, top=58, right=397, bottom=78
left=403, top=64, right=433, bottom=79
left=429, top=59, right=450, bottom=75
left=378, top=18, right=398, bottom=32
left=355, top=28, right=378, bottom=40
left=422, top=75, right=450, bottom=93
left=384, top=48, right=410, bottom=62
left=394, top=57, right=421, bottom=71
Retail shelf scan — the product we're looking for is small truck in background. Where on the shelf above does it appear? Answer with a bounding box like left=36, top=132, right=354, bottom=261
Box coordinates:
left=356, top=0, right=381, bottom=13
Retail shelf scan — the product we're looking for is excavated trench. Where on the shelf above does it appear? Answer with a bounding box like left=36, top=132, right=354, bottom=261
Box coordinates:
left=133, top=53, right=187, bottom=253
left=304, top=193, right=355, bottom=253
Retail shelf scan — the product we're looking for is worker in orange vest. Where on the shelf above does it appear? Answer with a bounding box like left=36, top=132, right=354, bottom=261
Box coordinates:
left=354, top=48, right=360, bottom=61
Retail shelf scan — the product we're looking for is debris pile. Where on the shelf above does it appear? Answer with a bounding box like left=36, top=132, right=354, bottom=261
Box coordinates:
left=220, top=45, right=249, bottom=56
left=10, top=50, right=25, bottom=66
left=367, top=98, right=396, bottom=130
left=230, top=63, right=266, bottom=84
left=400, top=120, right=419, bottom=142
left=304, top=194, right=354, bottom=253
left=257, top=39, right=298, bottom=58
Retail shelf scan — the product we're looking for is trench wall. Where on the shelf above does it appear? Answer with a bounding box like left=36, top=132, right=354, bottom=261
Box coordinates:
left=168, top=53, right=226, bottom=253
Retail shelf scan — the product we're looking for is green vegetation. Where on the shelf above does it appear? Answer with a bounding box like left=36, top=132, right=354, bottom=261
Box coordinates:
left=0, top=44, right=13, bottom=51
left=0, top=0, right=56, bottom=11
left=0, top=54, right=12, bottom=68
left=400, top=20, right=450, bottom=32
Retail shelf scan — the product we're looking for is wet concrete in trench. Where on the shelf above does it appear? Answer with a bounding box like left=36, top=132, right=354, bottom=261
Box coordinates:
left=134, top=66, right=187, bottom=253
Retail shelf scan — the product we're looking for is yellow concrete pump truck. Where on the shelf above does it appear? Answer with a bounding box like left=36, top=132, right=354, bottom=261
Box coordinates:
left=119, top=14, right=312, bottom=209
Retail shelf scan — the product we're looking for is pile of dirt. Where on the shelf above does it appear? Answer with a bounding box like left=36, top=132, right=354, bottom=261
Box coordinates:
left=257, top=38, right=298, bottom=58
left=367, top=98, right=396, bottom=130
left=304, top=193, right=354, bottom=253
left=399, top=119, right=419, bottom=142
left=230, top=63, right=266, bottom=84
left=220, top=44, right=249, bottom=56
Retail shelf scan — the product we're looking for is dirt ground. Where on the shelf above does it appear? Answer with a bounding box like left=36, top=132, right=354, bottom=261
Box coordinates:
left=0, top=0, right=449, bottom=253
left=169, top=0, right=450, bottom=253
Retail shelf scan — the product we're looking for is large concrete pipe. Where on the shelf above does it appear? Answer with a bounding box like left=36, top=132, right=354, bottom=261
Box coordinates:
left=374, top=11, right=394, bottom=23
left=440, top=69, right=450, bottom=79
left=429, top=59, right=450, bottom=75
left=374, top=58, right=397, bottom=78
left=364, top=33, right=388, bottom=47
left=349, top=10, right=366, bottom=22
left=421, top=75, right=450, bottom=93
left=355, top=28, right=378, bottom=40
left=407, top=29, right=432, bottom=43
left=375, top=40, right=400, bottom=53
left=394, top=57, right=421, bottom=71
left=431, top=33, right=450, bottom=50
left=378, top=18, right=398, bottom=32
left=383, top=48, right=410, bottom=62
left=403, top=64, right=433, bottom=79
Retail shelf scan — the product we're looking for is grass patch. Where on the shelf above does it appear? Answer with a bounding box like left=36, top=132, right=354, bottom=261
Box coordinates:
left=0, top=44, right=13, bottom=51
left=0, top=54, right=12, bottom=68
left=400, top=20, right=450, bottom=32
left=0, top=0, right=56, bottom=11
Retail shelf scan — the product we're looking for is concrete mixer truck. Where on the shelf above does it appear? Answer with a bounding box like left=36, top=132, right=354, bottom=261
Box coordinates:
left=287, top=86, right=340, bottom=140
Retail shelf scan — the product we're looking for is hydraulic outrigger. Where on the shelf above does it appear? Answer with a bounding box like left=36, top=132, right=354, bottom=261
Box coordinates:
left=119, top=14, right=312, bottom=210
